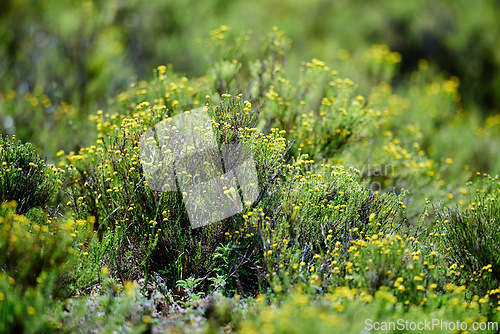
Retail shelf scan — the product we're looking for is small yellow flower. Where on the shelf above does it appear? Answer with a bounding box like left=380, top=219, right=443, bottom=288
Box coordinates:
left=157, top=65, right=167, bottom=74
left=334, top=304, right=345, bottom=312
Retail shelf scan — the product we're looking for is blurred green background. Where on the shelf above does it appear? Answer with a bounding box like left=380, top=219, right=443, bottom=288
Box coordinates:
left=1, top=0, right=499, bottom=161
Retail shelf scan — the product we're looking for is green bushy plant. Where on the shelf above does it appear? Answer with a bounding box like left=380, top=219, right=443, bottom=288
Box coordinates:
left=0, top=136, right=58, bottom=214
left=230, top=160, right=408, bottom=291
left=434, top=174, right=500, bottom=296
left=0, top=201, right=74, bottom=332
left=63, top=81, right=287, bottom=293
left=0, top=200, right=153, bottom=333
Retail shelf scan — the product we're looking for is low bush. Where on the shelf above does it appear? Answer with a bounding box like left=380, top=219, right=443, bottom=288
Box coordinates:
left=63, top=90, right=287, bottom=292
left=435, top=174, right=500, bottom=297
left=0, top=202, right=70, bottom=332
left=0, top=136, right=57, bottom=214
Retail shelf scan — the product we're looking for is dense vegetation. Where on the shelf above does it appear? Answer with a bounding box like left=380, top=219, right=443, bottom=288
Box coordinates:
left=1, top=1, right=500, bottom=332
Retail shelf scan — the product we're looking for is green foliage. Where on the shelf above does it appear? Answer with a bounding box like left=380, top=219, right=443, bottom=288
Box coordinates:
left=63, top=85, right=287, bottom=291
left=235, top=285, right=499, bottom=334
left=61, top=280, right=151, bottom=333
left=0, top=201, right=154, bottom=332
left=0, top=136, right=57, bottom=214
left=1, top=8, right=500, bottom=331
left=231, top=160, right=407, bottom=291
left=3, top=0, right=500, bottom=161
left=0, top=202, right=73, bottom=333
left=0, top=202, right=71, bottom=291
left=435, top=174, right=500, bottom=296
left=0, top=273, right=63, bottom=334
left=44, top=28, right=500, bottom=332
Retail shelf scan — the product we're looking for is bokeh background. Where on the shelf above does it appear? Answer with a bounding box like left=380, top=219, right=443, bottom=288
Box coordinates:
left=1, top=0, right=499, bottom=162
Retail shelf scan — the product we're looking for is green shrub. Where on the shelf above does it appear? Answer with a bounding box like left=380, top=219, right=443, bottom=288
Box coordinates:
left=435, top=174, right=500, bottom=296
left=63, top=88, right=287, bottom=292
left=0, top=136, right=57, bottom=214
left=0, top=201, right=74, bottom=333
